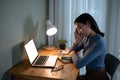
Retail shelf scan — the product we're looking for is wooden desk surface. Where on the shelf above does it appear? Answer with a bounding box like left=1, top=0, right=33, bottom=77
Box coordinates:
left=6, top=48, right=79, bottom=80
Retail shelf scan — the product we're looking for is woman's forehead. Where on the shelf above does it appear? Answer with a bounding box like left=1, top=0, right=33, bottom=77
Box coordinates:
left=75, top=23, right=84, bottom=27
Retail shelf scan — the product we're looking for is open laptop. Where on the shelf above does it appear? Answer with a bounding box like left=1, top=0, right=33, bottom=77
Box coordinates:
left=24, top=39, right=58, bottom=68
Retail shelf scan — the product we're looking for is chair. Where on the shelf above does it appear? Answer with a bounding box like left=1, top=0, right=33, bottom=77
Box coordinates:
left=104, top=53, right=120, bottom=80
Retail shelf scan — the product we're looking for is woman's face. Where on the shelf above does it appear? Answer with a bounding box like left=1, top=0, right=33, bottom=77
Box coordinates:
left=75, top=22, right=91, bottom=37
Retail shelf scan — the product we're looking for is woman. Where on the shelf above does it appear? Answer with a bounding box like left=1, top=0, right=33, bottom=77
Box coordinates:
left=69, top=13, right=106, bottom=80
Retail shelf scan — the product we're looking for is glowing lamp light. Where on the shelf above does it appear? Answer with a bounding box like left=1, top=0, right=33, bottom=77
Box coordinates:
left=46, top=27, right=57, bottom=36
left=44, top=20, right=57, bottom=50
left=46, top=20, right=57, bottom=36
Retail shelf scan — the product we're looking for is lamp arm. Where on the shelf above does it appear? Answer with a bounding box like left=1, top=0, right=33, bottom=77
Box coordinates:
left=48, top=36, right=51, bottom=47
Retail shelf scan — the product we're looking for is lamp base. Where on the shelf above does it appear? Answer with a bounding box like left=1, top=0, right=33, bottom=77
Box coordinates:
left=43, top=46, right=55, bottom=50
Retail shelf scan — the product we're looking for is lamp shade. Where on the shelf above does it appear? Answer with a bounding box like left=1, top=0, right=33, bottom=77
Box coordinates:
left=43, top=20, right=57, bottom=50
left=46, top=20, right=57, bottom=36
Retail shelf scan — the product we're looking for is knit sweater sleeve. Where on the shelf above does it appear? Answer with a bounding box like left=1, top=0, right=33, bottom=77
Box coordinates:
left=72, top=43, right=84, bottom=52
left=72, top=38, right=106, bottom=69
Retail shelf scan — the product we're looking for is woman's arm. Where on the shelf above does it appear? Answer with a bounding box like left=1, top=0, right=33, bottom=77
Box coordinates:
left=72, top=39, right=106, bottom=69
left=67, top=29, right=84, bottom=54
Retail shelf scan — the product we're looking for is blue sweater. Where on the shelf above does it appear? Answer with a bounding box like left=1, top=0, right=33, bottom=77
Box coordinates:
left=72, top=34, right=106, bottom=70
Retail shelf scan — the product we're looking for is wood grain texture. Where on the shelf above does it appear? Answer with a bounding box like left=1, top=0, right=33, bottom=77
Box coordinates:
left=6, top=48, right=79, bottom=80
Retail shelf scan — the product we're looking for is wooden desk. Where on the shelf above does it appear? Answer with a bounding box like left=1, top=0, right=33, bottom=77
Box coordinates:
left=6, top=48, right=79, bottom=80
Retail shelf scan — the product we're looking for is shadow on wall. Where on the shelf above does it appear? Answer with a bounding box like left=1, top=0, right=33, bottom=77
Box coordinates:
left=11, top=16, right=39, bottom=66
left=22, top=15, right=40, bottom=59
left=12, top=42, right=24, bottom=66
left=11, top=16, right=40, bottom=66
left=23, top=16, right=34, bottom=42
left=2, top=16, right=41, bottom=80
left=23, top=16, right=40, bottom=48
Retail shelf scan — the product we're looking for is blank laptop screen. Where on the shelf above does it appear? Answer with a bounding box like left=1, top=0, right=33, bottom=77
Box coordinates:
left=24, top=39, right=38, bottom=64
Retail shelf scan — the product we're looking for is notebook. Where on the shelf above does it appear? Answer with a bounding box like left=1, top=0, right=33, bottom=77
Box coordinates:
left=24, top=39, right=58, bottom=68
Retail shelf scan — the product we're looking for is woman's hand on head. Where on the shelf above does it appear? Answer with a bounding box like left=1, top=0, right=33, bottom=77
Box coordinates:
left=74, top=29, right=84, bottom=44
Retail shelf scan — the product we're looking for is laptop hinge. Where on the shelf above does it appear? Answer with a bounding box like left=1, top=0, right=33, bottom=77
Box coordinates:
left=32, top=55, right=39, bottom=65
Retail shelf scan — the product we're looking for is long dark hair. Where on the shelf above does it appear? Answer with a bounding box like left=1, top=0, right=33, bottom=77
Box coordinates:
left=74, top=13, right=104, bottom=37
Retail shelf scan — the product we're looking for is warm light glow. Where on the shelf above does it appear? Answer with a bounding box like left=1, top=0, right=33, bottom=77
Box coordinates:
left=46, top=27, right=57, bottom=36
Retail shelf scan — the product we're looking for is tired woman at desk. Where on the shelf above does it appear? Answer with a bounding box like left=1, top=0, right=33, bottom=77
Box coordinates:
left=68, top=13, right=106, bottom=80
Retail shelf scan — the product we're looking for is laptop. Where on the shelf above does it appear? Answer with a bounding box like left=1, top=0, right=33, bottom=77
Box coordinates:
left=24, top=39, right=58, bottom=68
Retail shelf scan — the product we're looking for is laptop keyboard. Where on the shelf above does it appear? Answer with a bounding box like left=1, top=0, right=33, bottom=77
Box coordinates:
left=35, top=56, right=49, bottom=65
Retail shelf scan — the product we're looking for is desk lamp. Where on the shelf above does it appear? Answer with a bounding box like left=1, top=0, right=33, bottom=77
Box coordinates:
left=44, top=20, right=57, bottom=50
